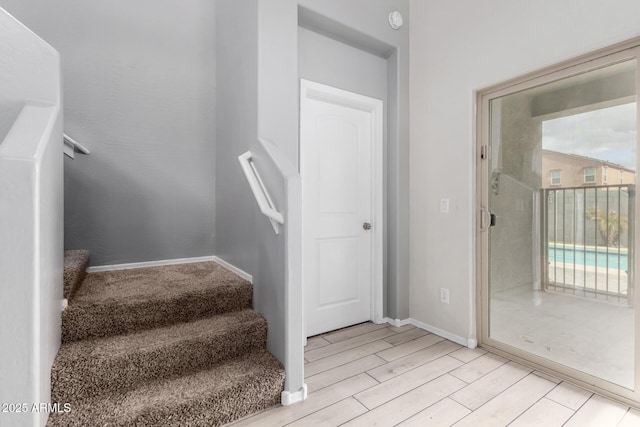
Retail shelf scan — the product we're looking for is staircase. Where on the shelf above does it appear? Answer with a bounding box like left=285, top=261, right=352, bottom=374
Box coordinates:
left=48, top=252, right=285, bottom=427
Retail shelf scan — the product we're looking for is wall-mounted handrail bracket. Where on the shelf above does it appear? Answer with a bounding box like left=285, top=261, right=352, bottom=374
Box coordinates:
left=238, top=150, right=284, bottom=234
left=63, top=133, right=90, bottom=159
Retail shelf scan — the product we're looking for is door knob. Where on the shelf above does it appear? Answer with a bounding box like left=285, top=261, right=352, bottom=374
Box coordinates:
left=363, top=222, right=372, bottom=230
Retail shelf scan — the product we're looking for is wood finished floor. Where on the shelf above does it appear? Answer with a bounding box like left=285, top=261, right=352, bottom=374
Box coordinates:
left=228, top=322, right=639, bottom=427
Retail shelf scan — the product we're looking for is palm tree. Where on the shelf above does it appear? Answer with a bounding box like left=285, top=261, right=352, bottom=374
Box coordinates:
left=586, top=208, right=628, bottom=247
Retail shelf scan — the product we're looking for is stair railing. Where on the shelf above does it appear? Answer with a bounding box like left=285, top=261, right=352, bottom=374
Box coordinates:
left=238, top=150, right=284, bottom=234
left=63, top=133, right=91, bottom=158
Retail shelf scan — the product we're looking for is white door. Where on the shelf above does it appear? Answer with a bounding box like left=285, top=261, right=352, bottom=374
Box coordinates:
left=300, top=79, right=383, bottom=337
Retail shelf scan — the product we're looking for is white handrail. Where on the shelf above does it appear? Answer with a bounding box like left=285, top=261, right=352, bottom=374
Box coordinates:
left=238, top=150, right=284, bottom=234
left=63, top=133, right=90, bottom=158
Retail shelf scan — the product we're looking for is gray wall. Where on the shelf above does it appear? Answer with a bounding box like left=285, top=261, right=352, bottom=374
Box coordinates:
left=298, top=0, right=410, bottom=320
left=255, top=0, right=302, bottom=396
left=215, top=0, right=304, bottom=397
left=215, top=0, right=258, bottom=275
left=0, top=101, right=21, bottom=143
left=1, top=0, right=217, bottom=266
left=257, top=0, right=300, bottom=165
left=298, top=27, right=388, bottom=105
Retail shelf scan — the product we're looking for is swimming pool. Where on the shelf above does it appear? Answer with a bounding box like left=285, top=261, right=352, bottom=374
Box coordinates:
left=549, top=246, right=628, bottom=270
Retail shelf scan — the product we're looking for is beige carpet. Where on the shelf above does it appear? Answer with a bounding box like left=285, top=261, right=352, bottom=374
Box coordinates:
left=48, top=260, right=284, bottom=427
left=62, top=262, right=253, bottom=342
left=63, top=249, right=90, bottom=299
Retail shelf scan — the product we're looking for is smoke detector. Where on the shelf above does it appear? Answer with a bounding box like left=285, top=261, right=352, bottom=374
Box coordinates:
left=388, top=11, right=403, bottom=30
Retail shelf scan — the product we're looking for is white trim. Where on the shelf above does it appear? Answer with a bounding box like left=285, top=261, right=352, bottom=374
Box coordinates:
left=63, top=140, right=75, bottom=158
left=212, top=256, right=253, bottom=283
left=384, top=317, right=477, bottom=348
left=383, top=317, right=412, bottom=327
left=371, top=86, right=385, bottom=326
left=87, top=255, right=255, bottom=284
left=410, top=318, right=477, bottom=349
left=300, top=79, right=384, bottom=335
left=87, top=256, right=216, bottom=273
left=63, top=133, right=90, bottom=159
left=281, top=383, right=307, bottom=406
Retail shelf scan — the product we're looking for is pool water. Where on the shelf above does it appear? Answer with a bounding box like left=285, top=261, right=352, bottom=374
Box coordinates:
left=549, top=246, right=628, bottom=270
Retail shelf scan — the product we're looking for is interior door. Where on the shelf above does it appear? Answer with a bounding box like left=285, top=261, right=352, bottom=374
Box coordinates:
left=300, top=80, right=382, bottom=337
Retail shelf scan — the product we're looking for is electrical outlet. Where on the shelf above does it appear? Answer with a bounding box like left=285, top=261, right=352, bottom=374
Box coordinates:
left=440, top=198, right=450, bottom=213
left=440, top=287, right=450, bottom=304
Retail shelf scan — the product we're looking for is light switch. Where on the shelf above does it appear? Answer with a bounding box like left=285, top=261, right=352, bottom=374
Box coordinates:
left=440, top=198, right=450, bottom=213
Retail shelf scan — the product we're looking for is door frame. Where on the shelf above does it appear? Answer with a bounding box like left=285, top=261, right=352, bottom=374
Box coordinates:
left=476, top=39, right=640, bottom=407
left=300, top=78, right=384, bottom=336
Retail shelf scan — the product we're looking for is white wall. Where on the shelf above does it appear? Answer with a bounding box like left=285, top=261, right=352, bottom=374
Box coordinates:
left=0, top=8, right=63, bottom=427
left=409, top=0, right=640, bottom=344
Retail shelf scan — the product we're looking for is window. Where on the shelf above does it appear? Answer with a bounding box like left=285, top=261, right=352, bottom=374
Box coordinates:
left=550, top=170, right=561, bottom=186
left=603, top=166, right=608, bottom=183
left=584, top=167, right=596, bottom=183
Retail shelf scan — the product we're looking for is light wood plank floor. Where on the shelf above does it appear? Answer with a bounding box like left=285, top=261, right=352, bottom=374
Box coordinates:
left=228, top=322, right=638, bottom=427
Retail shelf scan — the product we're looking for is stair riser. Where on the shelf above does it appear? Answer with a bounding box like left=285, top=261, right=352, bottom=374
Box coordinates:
left=62, top=285, right=253, bottom=342
left=63, top=250, right=90, bottom=300
left=52, top=318, right=267, bottom=404
left=63, top=268, right=86, bottom=300
left=47, top=358, right=285, bottom=427
left=131, top=376, right=284, bottom=427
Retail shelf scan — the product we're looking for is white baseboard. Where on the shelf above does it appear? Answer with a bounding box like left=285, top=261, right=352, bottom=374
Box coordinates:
left=383, top=317, right=476, bottom=348
left=212, top=256, right=253, bottom=283
left=87, top=256, right=216, bottom=273
left=281, top=383, right=307, bottom=406
left=85, top=255, right=254, bottom=285
left=383, top=317, right=412, bottom=328
left=410, top=318, right=476, bottom=349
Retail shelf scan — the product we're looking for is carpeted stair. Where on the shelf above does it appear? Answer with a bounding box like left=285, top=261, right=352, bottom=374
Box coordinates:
left=63, top=249, right=90, bottom=300
left=48, top=255, right=284, bottom=427
left=61, top=262, right=254, bottom=342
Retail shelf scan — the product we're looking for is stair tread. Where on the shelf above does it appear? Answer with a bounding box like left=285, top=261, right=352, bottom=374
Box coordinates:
left=48, top=349, right=285, bottom=427
left=53, top=309, right=268, bottom=403
left=73, top=261, right=247, bottom=305
left=62, top=261, right=253, bottom=342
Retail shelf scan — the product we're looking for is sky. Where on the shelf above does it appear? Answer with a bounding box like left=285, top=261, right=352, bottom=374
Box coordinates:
left=542, top=102, right=637, bottom=170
